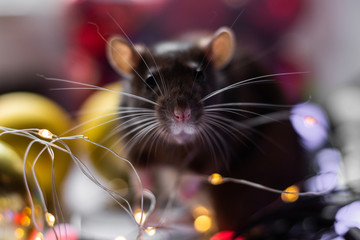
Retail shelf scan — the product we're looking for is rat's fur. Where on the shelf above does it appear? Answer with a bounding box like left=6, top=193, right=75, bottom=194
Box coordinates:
left=107, top=27, right=305, bottom=233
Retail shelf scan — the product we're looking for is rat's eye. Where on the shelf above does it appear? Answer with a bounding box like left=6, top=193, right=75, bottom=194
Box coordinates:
left=145, top=75, right=157, bottom=90
left=194, top=69, right=206, bottom=84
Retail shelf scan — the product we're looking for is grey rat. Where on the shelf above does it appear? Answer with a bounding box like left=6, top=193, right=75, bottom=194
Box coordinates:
left=107, top=27, right=305, bottom=234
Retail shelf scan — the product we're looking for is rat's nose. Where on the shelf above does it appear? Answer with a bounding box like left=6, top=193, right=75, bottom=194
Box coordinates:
left=174, top=107, right=191, bottom=122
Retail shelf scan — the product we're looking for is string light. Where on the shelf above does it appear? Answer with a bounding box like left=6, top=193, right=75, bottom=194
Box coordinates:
left=23, top=207, right=31, bottom=215
left=14, top=228, right=25, bottom=239
left=34, top=232, right=44, bottom=240
left=0, top=126, right=148, bottom=238
left=45, top=212, right=56, bottom=227
left=192, top=205, right=210, bottom=218
left=134, top=209, right=147, bottom=225
left=208, top=173, right=223, bottom=185
left=194, top=215, right=212, bottom=233
left=303, top=116, right=317, bottom=128
left=20, top=215, right=31, bottom=227
left=281, top=185, right=300, bottom=203
left=38, top=129, right=54, bottom=139
left=145, top=226, right=156, bottom=236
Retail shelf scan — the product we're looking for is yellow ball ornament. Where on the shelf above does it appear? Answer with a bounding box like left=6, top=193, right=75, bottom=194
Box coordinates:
left=0, top=92, right=74, bottom=199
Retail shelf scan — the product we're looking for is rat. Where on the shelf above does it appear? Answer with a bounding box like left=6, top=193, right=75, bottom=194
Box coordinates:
left=106, top=27, right=306, bottom=234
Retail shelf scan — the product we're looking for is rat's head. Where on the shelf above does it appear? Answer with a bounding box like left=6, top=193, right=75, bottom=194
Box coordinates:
left=107, top=27, right=235, bottom=145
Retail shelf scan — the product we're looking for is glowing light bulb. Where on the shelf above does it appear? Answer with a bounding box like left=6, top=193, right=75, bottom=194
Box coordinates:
left=14, top=228, right=25, bottom=239
left=208, top=173, right=223, bottom=185
left=23, top=207, right=31, bottom=215
left=114, top=236, right=127, bottom=240
left=20, top=216, right=31, bottom=227
left=34, top=232, right=44, bottom=240
left=192, top=206, right=210, bottom=218
left=145, top=226, right=156, bottom=236
left=303, top=116, right=317, bottom=128
left=38, top=129, right=54, bottom=139
left=194, top=215, right=212, bottom=233
left=281, top=185, right=299, bottom=203
left=134, top=209, right=147, bottom=225
left=45, top=212, right=55, bottom=227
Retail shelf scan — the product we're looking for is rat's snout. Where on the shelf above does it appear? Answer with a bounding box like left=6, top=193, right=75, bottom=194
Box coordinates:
left=174, top=107, right=191, bottom=122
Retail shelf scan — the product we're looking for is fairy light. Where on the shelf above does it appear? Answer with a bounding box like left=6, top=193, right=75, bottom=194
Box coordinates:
left=45, top=212, right=55, bottom=227
left=38, top=129, right=54, bottom=139
left=14, top=228, right=25, bottom=239
left=23, top=207, right=31, bottom=215
left=192, top=205, right=210, bottom=218
left=20, top=215, right=31, bottom=227
left=145, top=226, right=157, bottom=236
left=34, top=232, right=44, bottom=240
left=281, top=185, right=300, bottom=203
left=0, top=126, right=161, bottom=238
left=134, top=209, right=147, bottom=225
left=303, top=116, right=317, bottom=128
left=208, top=173, right=223, bottom=185
left=194, top=215, right=212, bottom=233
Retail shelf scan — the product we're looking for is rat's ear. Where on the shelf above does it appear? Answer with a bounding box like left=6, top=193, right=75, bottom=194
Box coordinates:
left=107, top=36, right=140, bottom=75
left=205, top=27, right=235, bottom=69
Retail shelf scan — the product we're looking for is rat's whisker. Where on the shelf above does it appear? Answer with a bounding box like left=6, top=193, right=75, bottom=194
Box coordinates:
left=203, top=115, right=244, bottom=142
left=240, top=110, right=290, bottom=127
left=122, top=121, right=160, bottom=151
left=198, top=123, right=227, bottom=169
left=196, top=126, right=216, bottom=161
left=205, top=102, right=295, bottom=110
left=211, top=113, right=286, bottom=152
left=61, top=109, right=154, bottom=136
left=201, top=72, right=307, bottom=102
left=77, top=106, right=155, bottom=116
left=145, top=46, right=168, bottom=95
left=205, top=107, right=288, bottom=126
left=205, top=104, right=292, bottom=127
left=204, top=113, right=264, bottom=153
left=98, top=114, right=157, bottom=149
left=42, top=76, right=158, bottom=106
left=82, top=112, right=155, bottom=136
left=136, top=126, right=164, bottom=162
left=117, top=116, right=157, bottom=135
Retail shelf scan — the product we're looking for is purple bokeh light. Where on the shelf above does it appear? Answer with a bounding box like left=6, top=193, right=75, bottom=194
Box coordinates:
left=290, top=103, right=329, bottom=149
left=335, top=201, right=360, bottom=236
left=306, top=148, right=341, bottom=193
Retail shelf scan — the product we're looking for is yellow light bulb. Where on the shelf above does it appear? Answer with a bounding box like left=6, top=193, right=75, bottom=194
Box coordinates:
left=145, top=226, right=156, bottom=236
left=134, top=209, right=146, bottom=225
left=14, top=228, right=25, bottom=239
left=45, top=212, right=56, bottom=227
left=192, top=205, right=210, bottom=218
left=20, top=216, right=31, bottom=227
left=23, top=207, right=31, bottom=215
left=304, top=116, right=317, bottom=127
left=34, top=232, right=44, bottom=240
left=194, top=215, right=212, bottom=233
left=38, top=129, right=54, bottom=139
left=208, top=173, right=223, bottom=185
left=281, top=185, right=300, bottom=203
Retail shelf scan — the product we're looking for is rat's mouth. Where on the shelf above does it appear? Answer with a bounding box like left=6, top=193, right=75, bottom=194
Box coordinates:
left=170, top=123, right=196, bottom=144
